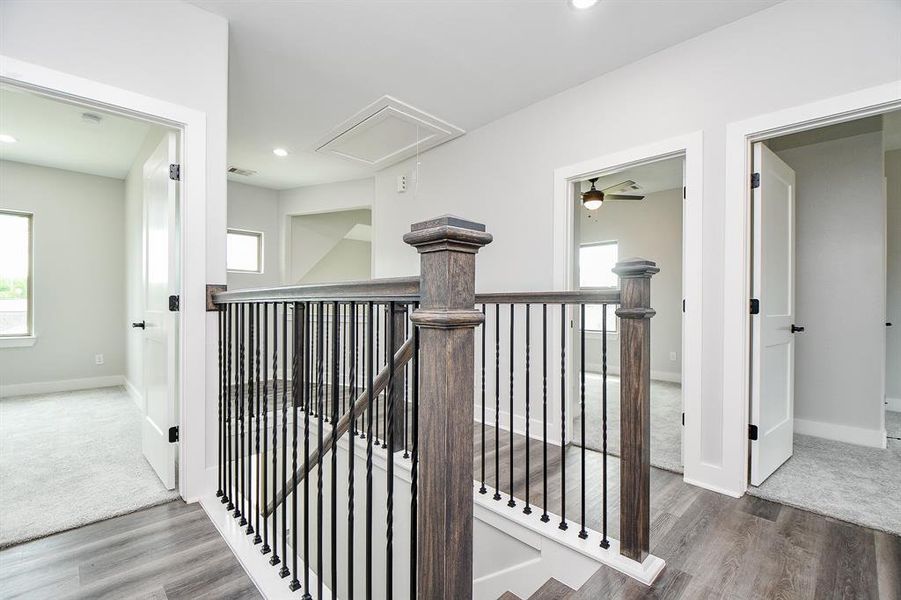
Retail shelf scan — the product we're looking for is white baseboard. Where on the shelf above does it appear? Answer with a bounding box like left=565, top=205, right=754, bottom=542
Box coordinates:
left=0, top=375, right=125, bottom=398
left=476, top=407, right=563, bottom=447
left=584, top=364, right=682, bottom=384
left=794, top=418, right=886, bottom=449
left=124, top=377, right=143, bottom=409
left=886, top=397, right=901, bottom=412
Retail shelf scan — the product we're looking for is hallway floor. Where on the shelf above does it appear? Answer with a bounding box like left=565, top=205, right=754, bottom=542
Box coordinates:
left=0, top=387, right=179, bottom=548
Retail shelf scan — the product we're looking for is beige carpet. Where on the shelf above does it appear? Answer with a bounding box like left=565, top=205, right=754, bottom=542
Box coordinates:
left=0, top=387, right=180, bottom=548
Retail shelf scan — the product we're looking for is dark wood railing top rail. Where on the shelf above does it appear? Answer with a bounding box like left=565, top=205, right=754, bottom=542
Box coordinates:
left=212, top=276, right=420, bottom=304
left=474, top=289, right=621, bottom=305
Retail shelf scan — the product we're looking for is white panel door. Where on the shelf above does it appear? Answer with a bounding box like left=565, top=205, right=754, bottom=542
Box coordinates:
left=750, top=142, right=796, bottom=486
left=142, top=132, right=178, bottom=490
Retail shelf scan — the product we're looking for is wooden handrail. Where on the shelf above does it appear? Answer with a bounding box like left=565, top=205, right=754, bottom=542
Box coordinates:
left=261, top=336, right=415, bottom=517
left=475, top=289, right=621, bottom=305
left=212, top=276, right=420, bottom=304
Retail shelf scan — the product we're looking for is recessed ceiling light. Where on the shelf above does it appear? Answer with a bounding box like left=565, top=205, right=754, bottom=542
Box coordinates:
left=569, top=0, right=598, bottom=9
left=0, top=134, right=17, bottom=144
left=273, top=147, right=288, bottom=157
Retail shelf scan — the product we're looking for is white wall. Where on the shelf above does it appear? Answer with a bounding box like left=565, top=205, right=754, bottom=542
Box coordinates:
left=227, top=181, right=281, bottom=290
left=0, top=161, right=126, bottom=389
left=579, top=188, right=683, bottom=381
left=776, top=132, right=886, bottom=443
left=886, top=149, right=901, bottom=408
left=369, top=1, right=901, bottom=492
left=0, top=0, right=229, bottom=497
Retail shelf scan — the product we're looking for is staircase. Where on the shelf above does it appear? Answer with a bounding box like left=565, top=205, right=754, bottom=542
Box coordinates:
left=500, top=578, right=575, bottom=600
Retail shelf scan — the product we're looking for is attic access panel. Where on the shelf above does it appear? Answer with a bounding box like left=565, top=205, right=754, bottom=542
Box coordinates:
left=316, top=96, right=464, bottom=168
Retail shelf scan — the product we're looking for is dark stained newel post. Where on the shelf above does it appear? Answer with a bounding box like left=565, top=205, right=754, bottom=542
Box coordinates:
left=404, top=215, right=492, bottom=600
left=612, top=257, right=658, bottom=564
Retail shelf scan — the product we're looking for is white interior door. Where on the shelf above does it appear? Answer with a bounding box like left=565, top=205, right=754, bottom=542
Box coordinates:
left=750, top=142, right=796, bottom=486
left=142, top=132, right=179, bottom=490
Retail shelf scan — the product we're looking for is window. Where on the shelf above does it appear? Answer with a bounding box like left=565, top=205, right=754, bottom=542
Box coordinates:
left=226, top=229, right=263, bottom=273
left=0, top=210, right=33, bottom=337
left=580, top=241, right=618, bottom=333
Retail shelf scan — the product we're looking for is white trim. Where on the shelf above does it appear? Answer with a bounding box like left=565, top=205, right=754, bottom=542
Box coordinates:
left=0, top=374, right=124, bottom=398
left=794, top=418, right=887, bottom=449
left=552, top=131, right=702, bottom=491
left=0, top=335, right=37, bottom=348
left=124, top=377, right=143, bottom=410
left=477, top=407, right=564, bottom=448
left=0, top=55, right=211, bottom=503
left=886, top=397, right=901, bottom=412
left=723, top=81, right=901, bottom=497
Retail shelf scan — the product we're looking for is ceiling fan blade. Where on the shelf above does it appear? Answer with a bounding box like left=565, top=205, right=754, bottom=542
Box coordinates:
left=599, top=179, right=637, bottom=194
left=605, top=194, right=645, bottom=201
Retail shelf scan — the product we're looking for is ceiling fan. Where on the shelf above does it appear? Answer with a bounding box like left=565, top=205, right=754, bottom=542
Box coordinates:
left=581, top=178, right=645, bottom=210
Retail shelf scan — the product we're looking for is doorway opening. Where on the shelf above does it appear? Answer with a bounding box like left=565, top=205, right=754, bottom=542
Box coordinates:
left=569, top=156, right=685, bottom=473
left=0, top=82, right=183, bottom=547
left=746, top=109, right=901, bottom=535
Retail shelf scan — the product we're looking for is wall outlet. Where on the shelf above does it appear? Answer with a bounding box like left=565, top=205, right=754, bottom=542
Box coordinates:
left=95, top=354, right=104, bottom=365
left=669, top=351, right=677, bottom=362
left=396, top=174, right=407, bottom=193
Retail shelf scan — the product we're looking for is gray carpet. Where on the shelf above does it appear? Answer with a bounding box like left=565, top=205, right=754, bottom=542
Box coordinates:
left=0, top=387, right=180, bottom=548
left=887, top=410, right=901, bottom=440
left=748, top=433, right=901, bottom=536
left=573, top=374, right=683, bottom=473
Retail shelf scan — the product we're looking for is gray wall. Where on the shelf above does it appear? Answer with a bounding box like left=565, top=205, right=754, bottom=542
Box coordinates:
left=886, top=149, right=901, bottom=408
left=579, top=188, right=683, bottom=380
left=226, top=180, right=281, bottom=290
left=0, top=160, right=126, bottom=388
left=776, top=132, right=885, bottom=437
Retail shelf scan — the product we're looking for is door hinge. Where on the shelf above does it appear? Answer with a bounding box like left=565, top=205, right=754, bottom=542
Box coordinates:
left=751, top=172, right=760, bottom=189
left=168, top=426, right=179, bottom=443
left=748, top=424, right=758, bottom=441
left=169, top=295, right=180, bottom=312
left=683, top=186, right=686, bottom=199
left=169, top=164, right=181, bottom=181
left=682, top=412, right=685, bottom=426
left=750, top=298, right=760, bottom=315
left=682, top=298, right=686, bottom=313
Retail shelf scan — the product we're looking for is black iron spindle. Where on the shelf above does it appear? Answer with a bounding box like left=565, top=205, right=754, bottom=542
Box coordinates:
left=246, top=304, right=255, bottom=535
left=409, top=305, right=420, bottom=600
left=386, top=302, right=396, bottom=600
left=494, top=303, right=501, bottom=502
left=579, top=304, right=588, bottom=539
left=316, top=302, right=325, bottom=599
left=225, top=304, right=233, bottom=509
left=601, top=303, right=610, bottom=549
left=365, top=301, right=374, bottom=600
left=524, top=304, right=532, bottom=515
left=540, top=304, right=549, bottom=524
left=303, top=304, right=312, bottom=597
left=279, top=302, right=290, bottom=579
left=375, top=306, right=380, bottom=446
left=289, top=302, right=302, bottom=592
left=252, top=304, right=261, bottom=541
left=479, top=304, right=486, bottom=495
left=261, top=303, right=271, bottom=555
left=559, top=303, right=568, bottom=531
left=330, top=301, right=340, bottom=594
left=403, top=312, right=409, bottom=459
left=347, top=302, right=357, bottom=600
left=508, top=304, right=516, bottom=508
left=270, top=303, right=281, bottom=567
left=218, top=309, right=224, bottom=499
left=382, top=305, right=388, bottom=450
left=238, top=304, right=247, bottom=525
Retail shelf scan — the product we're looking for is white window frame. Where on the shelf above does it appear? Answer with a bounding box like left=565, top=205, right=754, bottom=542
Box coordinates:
left=579, top=240, right=618, bottom=334
left=226, top=228, right=264, bottom=274
left=0, top=209, right=35, bottom=346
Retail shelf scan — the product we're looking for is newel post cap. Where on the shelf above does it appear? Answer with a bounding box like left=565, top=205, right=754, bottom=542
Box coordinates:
left=612, top=257, right=659, bottom=278
left=403, top=215, right=493, bottom=253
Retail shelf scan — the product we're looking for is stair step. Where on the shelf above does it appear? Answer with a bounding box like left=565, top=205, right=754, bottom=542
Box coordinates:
left=528, top=578, right=576, bottom=600
left=498, top=592, right=523, bottom=600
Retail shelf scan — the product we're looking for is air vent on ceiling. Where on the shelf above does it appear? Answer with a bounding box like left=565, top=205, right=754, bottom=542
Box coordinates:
left=316, top=96, right=464, bottom=169
left=228, top=166, right=257, bottom=177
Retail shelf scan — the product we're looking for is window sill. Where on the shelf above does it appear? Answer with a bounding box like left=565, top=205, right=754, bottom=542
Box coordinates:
left=0, top=335, right=37, bottom=348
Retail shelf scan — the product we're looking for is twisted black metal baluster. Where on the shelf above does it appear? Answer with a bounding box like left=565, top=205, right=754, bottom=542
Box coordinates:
left=270, top=303, right=281, bottom=567
left=302, top=304, right=312, bottom=598
left=252, top=304, right=261, bottom=541
left=374, top=307, right=380, bottom=446
left=403, top=312, right=409, bottom=459
left=494, top=303, right=501, bottom=502
left=224, top=304, right=233, bottom=509
left=342, top=303, right=347, bottom=416
left=559, top=303, right=568, bottom=531
left=330, top=301, right=340, bottom=594
left=316, top=302, right=325, bottom=600
left=579, top=304, right=588, bottom=539
left=238, top=304, right=247, bottom=525
left=245, top=305, right=255, bottom=535
left=365, top=301, right=374, bottom=600
left=279, top=302, right=290, bottom=579
left=601, top=304, right=610, bottom=549
left=409, top=309, right=419, bottom=600
left=217, top=309, right=224, bottom=500
left=524, top=304, right=532, bottom=515
left=381, top=305, right=388, bottom=450
left=479, top=304, right=487, bottom=495
left=540, top=304, right=549, bottom=523
left=261, top=304, right=271, bottom=555
left=289, top=302, right=302, bottom=592
left=386, top=301, right=396, bottom=600
left=347, top=302, right=357, bottom=600
left=508, top=303, right=516, bottom=508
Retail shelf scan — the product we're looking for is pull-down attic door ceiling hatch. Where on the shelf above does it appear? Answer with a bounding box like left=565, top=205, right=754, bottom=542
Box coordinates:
left=315, top=96, right=465, bottom=168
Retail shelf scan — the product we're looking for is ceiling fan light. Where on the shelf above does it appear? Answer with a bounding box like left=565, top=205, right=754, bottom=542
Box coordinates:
left=582, top=196, right=603, bottom=210
left=581, top=177, right=604, bottom=210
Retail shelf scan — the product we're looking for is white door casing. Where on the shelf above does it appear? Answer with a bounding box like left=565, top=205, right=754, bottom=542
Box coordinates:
left=750, top=142, right=796, bottom=486
left=142, top=132, right=179, bottom=490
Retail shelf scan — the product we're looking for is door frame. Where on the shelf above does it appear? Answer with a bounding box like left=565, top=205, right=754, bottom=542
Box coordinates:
left=552, top=131, right=703, bottom=483
left=723, top=80, right=901, bottom=495
left=0, top=55, right=210, bottom=502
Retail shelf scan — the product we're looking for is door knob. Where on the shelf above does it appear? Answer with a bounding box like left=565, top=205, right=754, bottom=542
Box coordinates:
left=132, top=321, right=146, bottom=329
left=790, top=324, right=805, bottom=333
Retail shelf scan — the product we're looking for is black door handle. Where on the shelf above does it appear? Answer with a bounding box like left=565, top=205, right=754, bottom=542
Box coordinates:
left=790, top=324, right=805, bottom=333
left=888, top=323, right=893, bottom=327
left=132, top=321, right=146, bottom=329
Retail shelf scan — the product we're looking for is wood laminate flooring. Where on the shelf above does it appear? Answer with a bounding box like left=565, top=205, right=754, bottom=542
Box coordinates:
left=0, top=501, right=260, bottom=600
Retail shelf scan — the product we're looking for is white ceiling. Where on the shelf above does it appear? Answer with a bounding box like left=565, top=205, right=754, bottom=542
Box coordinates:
left=194, top=0, right=780, bottom=190
left=0, top=85, right=153, bottom=179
